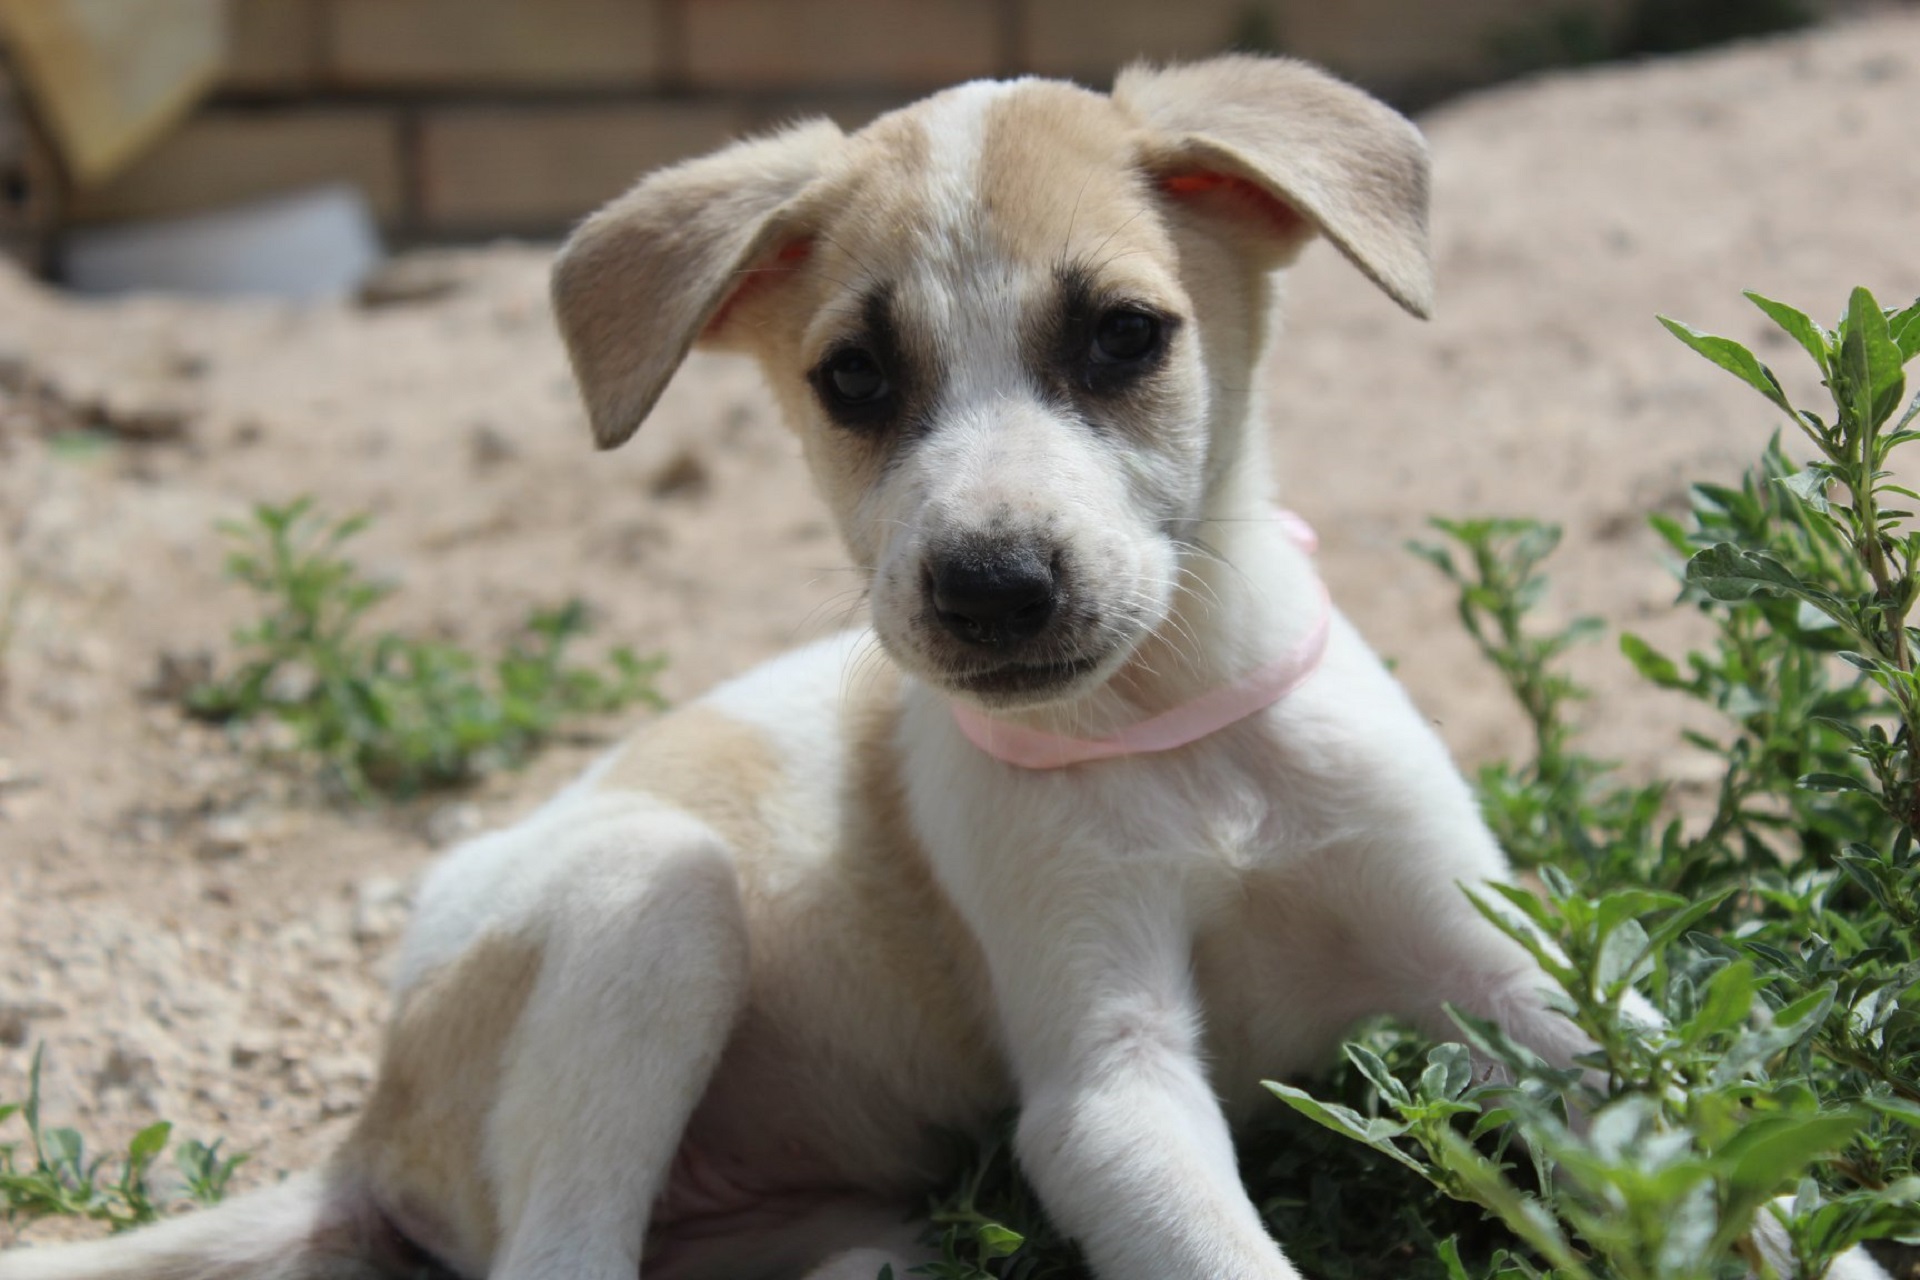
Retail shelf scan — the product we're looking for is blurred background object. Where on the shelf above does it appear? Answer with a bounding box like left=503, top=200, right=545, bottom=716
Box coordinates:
left=0, top=0, right=223, bottom=185
left=61, top=183, right=381, bottom=298
left=0, top=0, right=1861, bottom=292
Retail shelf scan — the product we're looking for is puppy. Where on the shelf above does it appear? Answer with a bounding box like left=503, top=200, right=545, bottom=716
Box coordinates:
left=0, top=56, right=1601, bottom=1280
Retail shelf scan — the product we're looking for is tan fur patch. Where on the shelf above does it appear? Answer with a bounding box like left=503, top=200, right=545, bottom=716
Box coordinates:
left=591, top=705, right=783, bottom=851
left=834, top=671, right=1000, bottom=1086
left=344, top=933, right=543, bottom=1272
left=976, top=84, right=1150, bottom=266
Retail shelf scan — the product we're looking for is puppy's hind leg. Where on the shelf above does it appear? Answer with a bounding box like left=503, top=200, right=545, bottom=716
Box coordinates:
left=407, top=805, right=750, bottom=1280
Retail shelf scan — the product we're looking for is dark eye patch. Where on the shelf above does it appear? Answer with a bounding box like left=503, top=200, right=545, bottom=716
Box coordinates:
left=808, top=286, right=910, bottom=432
left=1045, top=261, right=1180, bottom=399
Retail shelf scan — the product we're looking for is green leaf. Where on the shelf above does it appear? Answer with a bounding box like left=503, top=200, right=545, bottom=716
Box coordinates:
left=1620, top=632, right=1684, bottom=687
left=1429, top=1129, right=1594, bottom=1280
left=1720, top=1111, right=1865, bottom=1204
left=1263, top=1082, right=1433, bottom=1179
left=1594, top=917, right=1653, bottom=996
left=1798, top=772, right=1871, bottom=794
left=1684, top=544, right=1847, bottom=618
left=1421, top=1043, right=1474, bottom=1102
left=1640, top=887, right=1737, bottom=959
left=1679, top=959, right=1756, bottom=1044
left=976, top=1223, right=1024, bottom=1258
left=1777, top=466, right=1832, bottom=513
left=1659, top=316, right=1797, bottom=417
left=1747, top=291, right=1831, bottom=373
left=1865, top=1097, right=1920, bottom=1130
left=125, top=1122, right=170, bottom=1166
left=1713, top=984, right=1836, bottom=1084
left=1888, top=296, right=1920, bottom=363
left=1345, top=1044, right=1412, bottom=1108
left=43, top=1126, right=83, bottom=1177
left=1841, top=285, right=1907, bottom=430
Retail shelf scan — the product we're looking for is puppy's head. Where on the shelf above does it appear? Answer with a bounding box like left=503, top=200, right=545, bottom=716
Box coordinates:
left=553, top=57, right=1430, bottom=710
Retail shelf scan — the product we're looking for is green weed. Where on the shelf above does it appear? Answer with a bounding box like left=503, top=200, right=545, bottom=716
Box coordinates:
left=187, top=498, right=665, bottom=799
left=905, top=294, right=1920, bottom=1280
left=1, top=1047, right=244, bottom=1233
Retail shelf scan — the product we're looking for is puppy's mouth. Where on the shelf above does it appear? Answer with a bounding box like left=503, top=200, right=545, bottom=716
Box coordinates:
left=945, top=652, right=1109, bottom=701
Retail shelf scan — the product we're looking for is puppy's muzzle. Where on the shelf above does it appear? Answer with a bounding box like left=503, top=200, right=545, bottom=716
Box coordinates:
left=927, top=538, right=1059, bottom=649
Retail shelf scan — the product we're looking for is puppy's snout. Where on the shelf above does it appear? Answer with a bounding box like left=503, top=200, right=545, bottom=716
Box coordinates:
left=928, top=540, right=1059, bottom=648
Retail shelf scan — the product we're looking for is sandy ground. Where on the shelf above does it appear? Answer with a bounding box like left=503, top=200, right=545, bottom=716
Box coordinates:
left=2, top=10, right=1918, bottom=1246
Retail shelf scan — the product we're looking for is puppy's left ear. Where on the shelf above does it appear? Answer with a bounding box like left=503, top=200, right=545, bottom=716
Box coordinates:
left=1115, top=55, right=1433, bottom=319
left=552, top=119, right=844, bottom=449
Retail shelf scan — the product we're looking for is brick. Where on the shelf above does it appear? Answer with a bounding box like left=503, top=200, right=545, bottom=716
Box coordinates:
left=328, top=0, right=664, bottom=87
left=67, top=109, right=403, bottom=225
left=222, top=0, right=324, bottom=93
left=418, top=104, right=744, bottom=233
left=685, top=0, right=1003, bottom=90
left=1021, top=0, right=1277, bottom=83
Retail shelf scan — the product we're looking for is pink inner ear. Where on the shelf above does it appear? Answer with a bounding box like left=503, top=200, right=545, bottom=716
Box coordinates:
left=701, top=237, right=815, bottom=339
left=1158, top=171, right=1307, bottom=240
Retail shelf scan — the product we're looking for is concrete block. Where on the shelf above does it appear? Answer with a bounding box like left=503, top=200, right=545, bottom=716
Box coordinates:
left=223, top=0, right=324, bottom=93
left=685, top=0, right=1003, bottom=89
left=68, top=109, right=404, bottom=225
left=418, top=104, right=744, bottom=233
left=329, top=0, right=664, bottom=87
left=1021, top=0, right=1275, bottom=83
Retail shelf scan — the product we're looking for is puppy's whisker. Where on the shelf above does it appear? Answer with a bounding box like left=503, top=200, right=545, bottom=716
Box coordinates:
left=1081, top=210, right=1147, bottom=273
left=811, top=229, right=884, bottom=285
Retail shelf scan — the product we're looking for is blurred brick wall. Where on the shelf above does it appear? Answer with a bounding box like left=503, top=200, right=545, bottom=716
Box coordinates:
left=55, top=0, right=1632, bottom=242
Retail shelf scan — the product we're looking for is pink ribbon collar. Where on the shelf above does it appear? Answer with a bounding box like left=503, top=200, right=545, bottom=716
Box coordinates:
left=949, top=513, right=1330, bottom=770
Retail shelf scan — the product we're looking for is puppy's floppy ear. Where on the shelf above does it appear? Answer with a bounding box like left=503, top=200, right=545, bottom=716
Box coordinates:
left=552, top=119, right=844, bottom=449
left=1114, top=56, right=1433, bottom=319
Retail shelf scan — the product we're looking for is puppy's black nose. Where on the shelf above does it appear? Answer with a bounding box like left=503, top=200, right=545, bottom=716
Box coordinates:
left=929, top=543, right=1058, bottom=647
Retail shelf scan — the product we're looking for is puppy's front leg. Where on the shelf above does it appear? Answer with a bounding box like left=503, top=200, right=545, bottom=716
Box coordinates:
left=974, top=875, right=1297, bottom=1280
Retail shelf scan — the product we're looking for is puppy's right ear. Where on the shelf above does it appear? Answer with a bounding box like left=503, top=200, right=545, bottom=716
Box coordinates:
left=552, top=119, right=843, bottom=449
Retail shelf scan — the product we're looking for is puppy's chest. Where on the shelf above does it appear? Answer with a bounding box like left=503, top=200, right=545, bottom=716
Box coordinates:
left=1055, top=741, right=1334, bottom=872
left=1050, top=761, right=1391, bottom=1102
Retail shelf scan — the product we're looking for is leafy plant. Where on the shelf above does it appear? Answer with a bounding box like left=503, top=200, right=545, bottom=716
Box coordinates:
left=1, top=1047, right=245, bottom=1232
left=1271, top=288, right=1920, bottom=1280
left=187, top=498, right=665, bottom=798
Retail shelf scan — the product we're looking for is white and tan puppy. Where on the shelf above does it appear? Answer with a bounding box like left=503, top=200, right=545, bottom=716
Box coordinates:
left=0, top=57, right=1604, bottom=1280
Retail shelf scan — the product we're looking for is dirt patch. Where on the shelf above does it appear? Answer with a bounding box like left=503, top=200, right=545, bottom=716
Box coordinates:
left=2, top=11, right=1918, bottom=1241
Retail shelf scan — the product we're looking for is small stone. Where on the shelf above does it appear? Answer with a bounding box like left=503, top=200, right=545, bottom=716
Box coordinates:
left=144, top=649, right=214, bottom=701
left=229, top=1033, right=273, bottom=1068
left=95, top=1043, right=156, bottom=1093
left=197, top=812, right=258, bottom=861
left=355, top=256, right=464, bottom=309
left=647, top=449, right=710, bottom=501
left=351, top=876, right=410, bottom=944
left=319, top=1091, right=362, bottom=1119
left=425, top=802, right=482, bottom=848
left=469, top=421, right=517, bottom=470
left=0, top=999, right=63, bottom=1048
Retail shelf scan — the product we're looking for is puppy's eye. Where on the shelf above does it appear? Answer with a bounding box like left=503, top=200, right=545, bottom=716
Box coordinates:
left=818, top=348, right=891, bottom=409
left=1092, top=309, right=1160, bottom=364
